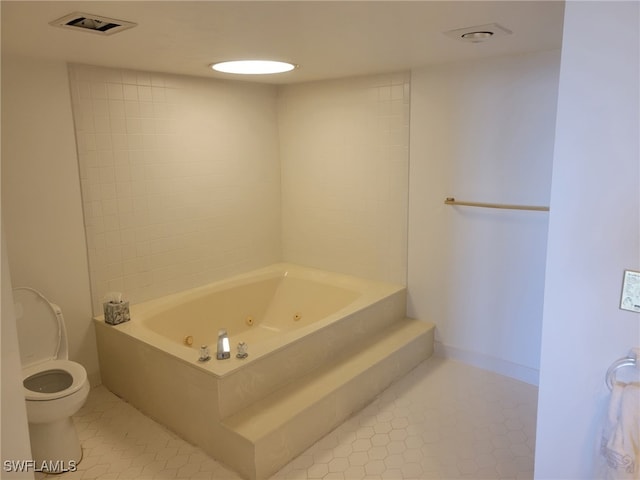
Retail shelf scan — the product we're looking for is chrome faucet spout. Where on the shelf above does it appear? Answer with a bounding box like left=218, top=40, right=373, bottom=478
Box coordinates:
left=217, top=329, right=230, bottom=360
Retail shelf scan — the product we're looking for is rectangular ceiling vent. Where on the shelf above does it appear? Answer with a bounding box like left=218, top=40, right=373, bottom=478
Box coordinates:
left=50, top=12, right=137, bottom=36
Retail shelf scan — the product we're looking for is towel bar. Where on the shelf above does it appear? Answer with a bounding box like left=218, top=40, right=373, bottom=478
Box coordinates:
left=605, top=348, right=640, bottom=390
left=444, top=197, right=550, bottom=212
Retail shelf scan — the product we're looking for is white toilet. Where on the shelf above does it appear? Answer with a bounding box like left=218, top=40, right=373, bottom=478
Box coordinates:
left=14, top=287, right=90, bottom=472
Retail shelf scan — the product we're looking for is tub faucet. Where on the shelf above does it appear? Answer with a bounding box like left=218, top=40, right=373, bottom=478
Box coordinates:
left=216, top=329, right=230, bottom=360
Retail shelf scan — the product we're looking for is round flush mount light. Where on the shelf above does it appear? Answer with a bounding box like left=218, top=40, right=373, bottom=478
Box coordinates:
left=210, top=60, right=297, bottom=75
left=443, top=23, right=512, bottom=44
left=460, top=31, right=494, bottom=43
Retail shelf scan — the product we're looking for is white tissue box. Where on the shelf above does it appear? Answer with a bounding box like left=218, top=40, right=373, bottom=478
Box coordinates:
left=104, top=301, right=130, bottom=325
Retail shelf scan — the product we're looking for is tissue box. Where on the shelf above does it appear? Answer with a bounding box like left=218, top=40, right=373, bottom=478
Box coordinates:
left=104, top=301, right=130, bottom=325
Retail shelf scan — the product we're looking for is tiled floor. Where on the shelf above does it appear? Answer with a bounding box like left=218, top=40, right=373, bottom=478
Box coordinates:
left=39, top=356, right=538, bottom=480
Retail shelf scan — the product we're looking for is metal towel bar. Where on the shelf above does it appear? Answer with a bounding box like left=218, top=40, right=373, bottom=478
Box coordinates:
left=605, top=348, right=640, bottom=390
left=444, top=197, right=550, bottom=212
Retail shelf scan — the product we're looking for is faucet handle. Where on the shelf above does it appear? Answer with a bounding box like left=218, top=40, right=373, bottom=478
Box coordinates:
left=198, top=345, right=211, bottom=362
left=236, top=342, right=248, bottom=359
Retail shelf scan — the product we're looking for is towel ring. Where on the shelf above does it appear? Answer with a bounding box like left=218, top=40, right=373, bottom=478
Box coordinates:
left=605, top=348, right=640, bottom=390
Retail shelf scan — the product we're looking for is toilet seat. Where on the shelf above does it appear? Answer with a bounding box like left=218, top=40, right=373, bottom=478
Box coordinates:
left=22, top=360, right=87, bottom=401
left=14, top=287, right=88, bottom=401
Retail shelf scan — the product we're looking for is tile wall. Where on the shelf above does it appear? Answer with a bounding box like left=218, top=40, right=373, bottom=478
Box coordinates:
left=279, top=73, right=411, bottom=284
left=69, top=65, right=411, bottom=313
left=69, top=65, right=281, bottom=313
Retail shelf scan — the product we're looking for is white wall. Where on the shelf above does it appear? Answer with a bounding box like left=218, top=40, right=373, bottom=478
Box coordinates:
left=1, top=56, right=99, bottom=385
left=279, top=73, right=410, bottom=284
left=407, top=51, right=560, bottom=384
left=535, top=2, right=639, bottom=478
left=68, top=65, right=281, bottom=312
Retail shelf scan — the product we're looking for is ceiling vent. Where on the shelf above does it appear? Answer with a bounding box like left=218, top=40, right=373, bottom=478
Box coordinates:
left=50, top=12, right=137, bottom=36
left=443, top=23, right=512, bottom=44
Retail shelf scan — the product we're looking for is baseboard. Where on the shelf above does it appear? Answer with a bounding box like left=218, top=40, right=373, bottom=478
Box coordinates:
left=434, top=341, right=539, bottom=386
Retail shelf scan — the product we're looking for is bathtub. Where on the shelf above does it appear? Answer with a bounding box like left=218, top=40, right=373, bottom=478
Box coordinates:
left=95, top=263, right=434, bottom=479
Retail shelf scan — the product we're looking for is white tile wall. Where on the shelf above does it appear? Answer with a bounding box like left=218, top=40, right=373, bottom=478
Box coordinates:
left=69, top=65, right=281, bottom=313
left=69, top=65, right=410, bottom=312
left=278, top=73, right=411, bottom=285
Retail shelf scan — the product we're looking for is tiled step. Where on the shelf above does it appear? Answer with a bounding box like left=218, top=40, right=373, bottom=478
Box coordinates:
left=216, top=289, right=407, bottom=419
left=218, top=318, right=435, bottom=480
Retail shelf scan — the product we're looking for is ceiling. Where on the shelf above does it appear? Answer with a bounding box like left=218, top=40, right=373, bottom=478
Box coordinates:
left=1, top=1, right=565, bottom=84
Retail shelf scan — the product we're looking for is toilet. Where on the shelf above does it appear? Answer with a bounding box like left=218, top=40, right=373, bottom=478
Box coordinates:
left=14, top=287, right=90, bottom=472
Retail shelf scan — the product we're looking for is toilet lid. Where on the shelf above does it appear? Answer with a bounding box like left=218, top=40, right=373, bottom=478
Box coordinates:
left=14, top=288, right=62, bottom=367
left=22, top=360, right=87, bottom=401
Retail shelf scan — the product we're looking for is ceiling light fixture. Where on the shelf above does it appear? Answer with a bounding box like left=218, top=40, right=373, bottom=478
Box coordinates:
left=443, top=23, right=512, bottom=44
left=461, top=31, right=494, bottom=43
left=210, top=60, right=296, bottom=75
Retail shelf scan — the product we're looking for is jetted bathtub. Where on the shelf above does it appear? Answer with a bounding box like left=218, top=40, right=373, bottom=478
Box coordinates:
left=95, top=263, right=434, bottom=479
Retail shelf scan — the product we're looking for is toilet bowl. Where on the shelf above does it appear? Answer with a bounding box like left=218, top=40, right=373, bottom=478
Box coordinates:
left=14, top=287, right=90, bottom=473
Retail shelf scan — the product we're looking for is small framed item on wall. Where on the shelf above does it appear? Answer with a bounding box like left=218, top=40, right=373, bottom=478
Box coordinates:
left=620, top=270, right=640, bottom=313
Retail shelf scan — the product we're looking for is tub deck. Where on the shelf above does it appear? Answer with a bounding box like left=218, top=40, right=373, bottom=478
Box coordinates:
left=95, top=264, right=434, bottom=480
